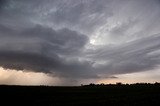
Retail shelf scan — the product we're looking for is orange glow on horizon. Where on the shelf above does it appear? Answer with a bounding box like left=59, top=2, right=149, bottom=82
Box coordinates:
left=0, top=67, right=59, bottom=85
left=97, top=69, right=160, bottom=84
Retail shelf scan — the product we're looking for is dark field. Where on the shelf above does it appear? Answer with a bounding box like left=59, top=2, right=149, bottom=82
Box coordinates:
left=1, top=84, right=160, bottom=106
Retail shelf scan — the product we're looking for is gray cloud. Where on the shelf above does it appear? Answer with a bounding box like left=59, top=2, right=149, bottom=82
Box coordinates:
left=0, top=24, right=88, bottom=55
left=0, top=0, right=6, bottom=8
left=88, top=33, right=160, bottom=75
left=47, top=0, right=113, bottom=33
left=0, top=0, right=113, bottom=34
left=0, top=0, right=160, bottom=84
left=0, top=24, right=97, bottom=79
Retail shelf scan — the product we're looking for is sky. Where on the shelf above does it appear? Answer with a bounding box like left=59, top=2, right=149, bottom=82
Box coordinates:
left=0, top=0, right=160, bottom=85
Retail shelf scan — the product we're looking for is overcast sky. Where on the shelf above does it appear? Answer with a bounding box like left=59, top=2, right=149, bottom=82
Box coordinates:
left=0, top=0, right=160, bottom=85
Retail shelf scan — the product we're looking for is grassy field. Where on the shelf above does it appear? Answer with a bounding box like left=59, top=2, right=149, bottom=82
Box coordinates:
left=0, top=84, right=160, bottom=105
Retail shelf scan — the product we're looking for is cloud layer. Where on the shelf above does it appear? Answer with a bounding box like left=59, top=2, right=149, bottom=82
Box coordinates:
left=0, top=0, right=160, bottom=84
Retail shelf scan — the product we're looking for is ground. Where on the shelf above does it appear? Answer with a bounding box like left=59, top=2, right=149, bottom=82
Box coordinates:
left=0, top=84, right=160, bottom=105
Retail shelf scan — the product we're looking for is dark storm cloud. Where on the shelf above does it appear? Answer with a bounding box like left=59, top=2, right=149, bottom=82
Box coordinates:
left=0, top=0, right=160, bottom=82
left=21, top=25, right=88, bottom=55
left=0, top=24, right=88, bottom=54
left=0, top=0, right=5, bottom=9
left=0, top=24, right=97, bottom=78
left=0, top=51, right=58, bottom=71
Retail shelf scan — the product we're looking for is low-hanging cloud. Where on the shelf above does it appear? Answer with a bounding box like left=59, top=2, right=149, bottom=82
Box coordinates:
left=0, top=24, right=98, bottom=78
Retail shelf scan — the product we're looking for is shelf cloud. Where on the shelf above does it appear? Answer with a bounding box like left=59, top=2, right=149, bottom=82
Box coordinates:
left=0, top=0, right=160, bottom=85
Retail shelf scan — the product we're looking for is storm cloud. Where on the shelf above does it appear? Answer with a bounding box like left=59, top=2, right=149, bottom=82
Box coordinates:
left=0, top=24, right=96, bottom=78
left=87, top=33, right=160, bottom=75
left=0, top=0, right=160, bottom=84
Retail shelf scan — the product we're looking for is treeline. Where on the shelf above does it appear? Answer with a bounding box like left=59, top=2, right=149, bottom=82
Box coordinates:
left=81, top=82, right=160, bottom=86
